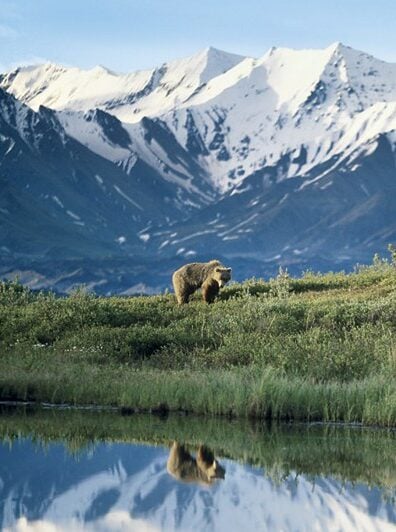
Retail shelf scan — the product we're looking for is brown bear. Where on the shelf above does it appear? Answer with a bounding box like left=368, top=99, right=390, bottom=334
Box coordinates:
left=167, top=441, right=225, bottom=485
left=172, top=260, right=232, bottom=304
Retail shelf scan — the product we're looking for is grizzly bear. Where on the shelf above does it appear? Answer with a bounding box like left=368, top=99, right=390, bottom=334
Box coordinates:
left=172, top=260, right=232, bottom=304
left=167, top=441, right=225, bottom=485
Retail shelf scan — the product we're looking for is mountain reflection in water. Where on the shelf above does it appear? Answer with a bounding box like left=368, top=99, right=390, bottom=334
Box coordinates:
left=0, top=406, right=395, bottom=531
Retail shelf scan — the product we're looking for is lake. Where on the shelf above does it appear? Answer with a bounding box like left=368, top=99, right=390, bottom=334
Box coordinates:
left=0, top=404, right=395, bottom=531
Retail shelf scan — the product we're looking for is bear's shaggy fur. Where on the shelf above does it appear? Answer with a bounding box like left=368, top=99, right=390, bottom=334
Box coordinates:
left=167, top=441, right=225, bottom=485
left=172, top=260, right=232, bottom=304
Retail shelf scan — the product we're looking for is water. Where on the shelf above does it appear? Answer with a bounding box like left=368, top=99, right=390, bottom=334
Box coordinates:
left=0, top=405, right=395, bottom=531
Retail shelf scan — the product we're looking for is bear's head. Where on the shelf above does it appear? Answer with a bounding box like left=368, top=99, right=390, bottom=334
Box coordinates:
left=203, top=458, right=226, bottom=481
left=213, top=267, right=232, bottom=288
left=197, top=445, right=226, bottom=482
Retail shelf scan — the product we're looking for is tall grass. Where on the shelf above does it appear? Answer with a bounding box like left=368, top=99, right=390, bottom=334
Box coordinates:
left=1, top=359, right=395, bottom=426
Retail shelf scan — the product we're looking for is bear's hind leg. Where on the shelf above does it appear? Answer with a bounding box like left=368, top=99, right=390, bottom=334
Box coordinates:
left=173, top=278, right=191, bottom=304
left=176, top=292, right=189, bottom=304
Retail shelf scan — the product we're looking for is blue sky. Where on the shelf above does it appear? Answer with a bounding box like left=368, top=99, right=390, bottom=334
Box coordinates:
left=1, top=0, right=396, bottom=72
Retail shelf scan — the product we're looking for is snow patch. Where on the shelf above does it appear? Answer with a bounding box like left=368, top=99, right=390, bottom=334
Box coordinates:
left=139, top=233, right=150, bottom=243
left=52, top=195, right=64, bottom=208
left=66, top=210, right=80, bottom=220
left=113, top=185, right=143, bottom=211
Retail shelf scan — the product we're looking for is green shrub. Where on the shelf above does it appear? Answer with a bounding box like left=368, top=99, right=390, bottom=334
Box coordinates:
left=0, top=279, right=34, bottom=306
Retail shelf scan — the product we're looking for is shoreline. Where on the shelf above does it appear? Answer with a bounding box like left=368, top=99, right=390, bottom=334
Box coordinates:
left=1, top=400, right=395, bottom=432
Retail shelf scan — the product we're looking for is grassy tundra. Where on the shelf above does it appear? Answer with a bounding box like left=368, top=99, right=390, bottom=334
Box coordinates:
left=0, top=257, right=395, bottom=426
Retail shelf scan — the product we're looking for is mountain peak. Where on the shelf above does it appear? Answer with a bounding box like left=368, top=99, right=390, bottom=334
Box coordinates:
left=325, top=41, right=392, bottom=66
left=90, top=64, right=117, bottom=76
left=200, top=45, right=245, bottom=60
left=161, top=46, right=246, bottom=88
left=327, top=41, right=347, bottom=53
left=196, top=46, right=246, bottom=83
left=201, top=45, right=221, bottom=55
left=326, top=41, right=366, bottom=62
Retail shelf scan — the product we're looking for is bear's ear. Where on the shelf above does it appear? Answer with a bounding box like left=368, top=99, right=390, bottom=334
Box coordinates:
left=215, top=267, right=221, bottom=272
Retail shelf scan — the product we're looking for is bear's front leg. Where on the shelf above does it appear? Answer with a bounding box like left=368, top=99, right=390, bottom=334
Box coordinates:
left=202, top=279, right=219, bottom=304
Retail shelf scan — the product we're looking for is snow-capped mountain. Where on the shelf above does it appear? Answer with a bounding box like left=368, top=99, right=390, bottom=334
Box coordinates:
left=3, top=42, right=396, bottom=192
left=1, top=43, right=396, bottom=292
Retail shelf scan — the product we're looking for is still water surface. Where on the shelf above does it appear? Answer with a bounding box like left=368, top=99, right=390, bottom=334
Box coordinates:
left=0, top=406, right=395, bottom=531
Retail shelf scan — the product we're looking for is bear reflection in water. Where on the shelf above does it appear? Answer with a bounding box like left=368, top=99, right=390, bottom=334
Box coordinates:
left=167, top=441, right=226, bottom=485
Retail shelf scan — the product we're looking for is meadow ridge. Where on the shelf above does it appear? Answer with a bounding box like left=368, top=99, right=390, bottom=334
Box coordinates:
left=0, top=256, right=395, bottom=426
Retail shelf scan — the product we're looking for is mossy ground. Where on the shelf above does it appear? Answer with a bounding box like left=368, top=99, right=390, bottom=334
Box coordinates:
left=0, top=259, right=395, bottom=426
